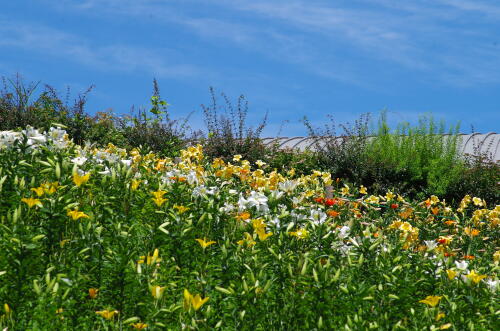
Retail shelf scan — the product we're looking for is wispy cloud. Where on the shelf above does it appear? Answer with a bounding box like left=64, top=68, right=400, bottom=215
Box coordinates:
left=0, top=17, right=202, bottom=79
left=436, top=0, right=500, bottom=17
left=222, top=0, right=500, bottom=86
left=38, top=0, right=500, bottom=87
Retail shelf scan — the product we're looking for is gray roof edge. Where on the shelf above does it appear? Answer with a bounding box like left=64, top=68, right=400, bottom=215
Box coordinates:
left=260, top=133, right=500, bottom=162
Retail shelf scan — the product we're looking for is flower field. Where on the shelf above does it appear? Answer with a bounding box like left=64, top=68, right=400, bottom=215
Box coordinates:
left=0, top=126, right=498, bottom=330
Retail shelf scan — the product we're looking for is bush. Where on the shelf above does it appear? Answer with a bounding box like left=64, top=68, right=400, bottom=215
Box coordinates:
left=265, top=148, right=320, bottom=176
left=0, top=75, right=192, bottom=157
left=302, top=111, right=490, bottom=204
left=117, top=79, right=193, bottom=156
left=446, top=154, right=500, bottom=205
left=201, top=87, right=270, bottom=163
left=303, top=113, right=371, bottom=181
left=364, top=112, right=463, bottom=198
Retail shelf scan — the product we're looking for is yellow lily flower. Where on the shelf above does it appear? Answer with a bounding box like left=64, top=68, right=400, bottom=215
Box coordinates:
left=73, top=172, right=90, bottom=187
left=255, top=227, right=273, bottom=241
left=151, top=190, right=167, bottom=207
left=89, top=288, right=99, bottom=299
left=465, top=270, right=487, bottom=284
left=419, top=295, right=442, bottom=307
left=436, top=312, right=446, bottom=321
left=183, top=289, right=192, bottom=310
left=183, top=289, right=209, bottom=311
left=21, top=197, right=43, bottom=208
left=290, top=228, right=309, bottom=240
left=151, top=285, right=166, bottom=300
left=385, top=191, right=395, bottom=201
left=365, top=195, right=380, bottom=204
left=67, top=209, right=90, bottom=221
left=195, top=238, right=216, bottom=249
left=359, top=185, right=367, bottom=195
left=132, top=322, right=148, bottom=329
left=251, top=218, right=273, bottom=240
left=42, top=181, right=59, bottom=195
left=446, top=269, right=457, bottom=280
left=131, top=179, right=141, bottom=191
left=472, top=197, right=483, bottom=206
left=138, top=249, right=162, bottom=265
left=149, top=248, right=161, bottom=265
left=31, top=187, right=45, bottom=197
left=237, top=232, right=256, bottom=247
left=494, top=250, right=500, bottom=262
left=340, top=185, right=350, bottom=196
left=174, top=205, right=189, bottom=214
left=464, top=227, right=480, bottom=237
left=95, top=309, right=118, bottom=320
left=191, top=293, right=209, bottom=311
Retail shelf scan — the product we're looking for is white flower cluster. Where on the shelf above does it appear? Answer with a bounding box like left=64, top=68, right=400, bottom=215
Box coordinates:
left=0, top=126, right=71, bottom=150
left=238, top=191, right=269, bottom=214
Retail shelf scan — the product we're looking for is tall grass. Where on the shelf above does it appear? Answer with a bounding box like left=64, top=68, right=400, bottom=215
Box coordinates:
left=365, top=111, right=463, bottom=198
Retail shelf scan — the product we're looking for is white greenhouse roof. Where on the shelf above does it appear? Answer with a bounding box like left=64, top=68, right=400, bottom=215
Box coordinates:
left=261, top=133, right=500, bottom=162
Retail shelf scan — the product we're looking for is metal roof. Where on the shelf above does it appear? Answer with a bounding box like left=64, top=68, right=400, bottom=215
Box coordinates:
left=261, top=133, right=500, bottom=162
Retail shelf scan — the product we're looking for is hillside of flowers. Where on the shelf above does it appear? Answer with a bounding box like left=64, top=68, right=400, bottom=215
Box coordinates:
left=0, top=126, right=498, bottom=330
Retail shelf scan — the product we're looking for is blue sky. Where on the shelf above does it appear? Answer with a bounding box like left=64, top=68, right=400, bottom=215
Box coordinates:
left=1, top=0, right=499, bottom=136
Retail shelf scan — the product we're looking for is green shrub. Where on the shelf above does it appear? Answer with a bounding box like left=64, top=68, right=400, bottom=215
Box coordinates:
left=201, top=87, right=270, bottom=163
left=0, top=75, right=192, bottom=157
left=117, top=80, right=193, bottom=156
left=265, top=148, right=320, bottom=176
left=364, top=112, right=463, bottom=197
left=446, top=154, right=500, bottom=205
left=303, top=113, right=371, bottom=181
left=303, top=111, right=477, bottom=203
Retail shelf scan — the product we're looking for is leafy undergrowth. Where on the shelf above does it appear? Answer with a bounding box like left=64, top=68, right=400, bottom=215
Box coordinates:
left=0, top=127, right=498, bottom=330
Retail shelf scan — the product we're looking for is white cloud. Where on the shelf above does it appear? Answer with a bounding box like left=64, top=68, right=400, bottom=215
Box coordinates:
left=436, top=0, right=500, bottom=17
left=33, top=0, right=500, bottom=87
left=0, top=18, right=202, bottom=79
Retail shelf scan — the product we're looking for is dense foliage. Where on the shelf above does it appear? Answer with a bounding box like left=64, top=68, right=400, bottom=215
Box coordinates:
left=0, top=127, right=498, bottom=330
left=1, top=75, right=498, bottom=204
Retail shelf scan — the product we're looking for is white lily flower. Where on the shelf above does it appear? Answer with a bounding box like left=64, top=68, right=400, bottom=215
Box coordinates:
left=279, top=180, right=298, bottom=193
left=270, top=190, right=284, bottom=200
left=71, top=157, right=88, bottom=166
left=485, top=279, right=498, bottom=292
left=219, top=202, right=235, bottom=213
left=338, top=226, right=351, bottom=239
left=455, top=260, right=469, bottom=271
left=309, top=208, right=327, bottom=225
left=187, top=171, right=198, bottom=185
left=98, top=167, right=111, bottom=175
left=245, top=191, right=269, bottom=213
left=270, top=217, right=281, bottom=227
left=424, top=240, right=438, bottom=250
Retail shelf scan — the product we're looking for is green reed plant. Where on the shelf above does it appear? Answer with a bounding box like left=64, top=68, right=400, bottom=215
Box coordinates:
left=365, top=111, right=463, bottom=198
